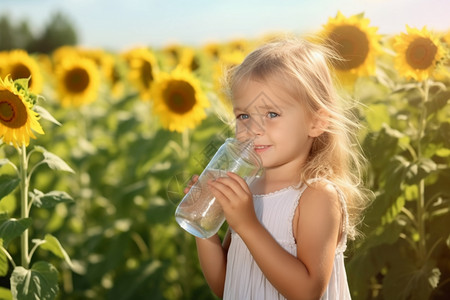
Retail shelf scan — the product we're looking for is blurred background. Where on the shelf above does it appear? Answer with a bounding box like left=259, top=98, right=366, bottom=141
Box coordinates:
left=1, top=0, right=449, bottom=51
left=0, top=0, right=449, bottom=299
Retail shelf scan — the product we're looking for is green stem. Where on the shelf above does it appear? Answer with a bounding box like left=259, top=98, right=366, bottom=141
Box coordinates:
left=28, top=240, right=46, bottom=263
left=416, top=80, right=429, bottom=263
left=181, top=129, right=190, bottom=160
left=27, top=161, right=45, bottom=183
left=6, top=160, right=19, bottom=177
left=18, top=145, right=30, bottom=268
left=1, top=246, right=17, bottom=269
left=131, top=232, right=149, bottom=255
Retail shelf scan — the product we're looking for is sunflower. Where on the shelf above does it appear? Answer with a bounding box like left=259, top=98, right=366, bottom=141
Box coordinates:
left=224, top=38, right=252, bottom=55
left=179, top=47, right=201, bottom=73
left=122, top=47, right=159, bottom=100
left=320, top=11, right=381, bottom=82
left=443, top=30, right=450, bottom=46
left=202, top=42, right=221, bottom=60
left=0, top=75, right=44, bottom=148
left=393, top=26, right=446, bottom=81
left=0, top=52, right=6, bottom=75
left=55, top=56, right=100, bottom=107
left=151, top=67, right=210, bottom=132
left=52, top=46, right=81, bottom=64
left=161, top=44, right=182, bottom=69
left=102, top=53, right=127, bottom=98
left=35, top=53, right=53, bottom=78
left=433, top=30, right=450, bottom=82
left=0, top=50, right=44, bottom=94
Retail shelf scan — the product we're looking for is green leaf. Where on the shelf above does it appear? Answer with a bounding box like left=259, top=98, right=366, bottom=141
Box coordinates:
left=347, top=223, right=404, bottom=299
left=0, top=239, right=8, bottom=277
left=347, top=243, right=399, bottom=299
left=380, top=155, right=408, bottom=199
left=363, top=125, right=405, bottom=174
left=365, top=104, right=390, bottom=131
left=10, top=261, right=59, bottom=300
left=426, top=90, right=450, bottom=116
left=0, top=213, right=8, bottom=223
left=43, top=152, right=75, bottom=173
left=107, top=259, right=166, bottom=300
left=0, top=195, right=17, bottom=216
left=0, top=158, right=12, bottom=169
left=0, top=175, right=20, bottom=201
left=39, top=234, right=76, bottom=272
left=146, top=197, right=173, bottom=225
left=404, top=184, right=418, bottom=201
left=29, top=189, right=73, bottom=209
left=13, top=77, right=31, bottom=90
left=33, top=105, right=61, bottom=126
left=435, top=148, right=450, bottom=157
left=363, top=218, right=404, bottom=249
left=0, top=218, right=32, bottom=247
left=86, top=232, right=129, bottom=282
left=405, top=158, right=437, bottom=184
left=381, top=196, right=406, bottom=225
left=438, top=122, right=450, bottom=142
left=0, top=286, right=12, bottom=300
left=382, top=260, right=440, bottom=300
left=34, top=146, right=74, bottom=173
left=391, top=82, right=421, bottom=94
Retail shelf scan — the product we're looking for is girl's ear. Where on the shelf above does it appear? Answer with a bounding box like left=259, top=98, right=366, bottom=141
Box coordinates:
left=308, top=109, right=329, bottom=137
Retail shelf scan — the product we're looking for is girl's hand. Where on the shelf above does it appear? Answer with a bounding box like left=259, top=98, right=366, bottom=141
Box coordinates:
left=208, top=172, right=258, bottom=234
left=184, top=175, right=199, bottom=194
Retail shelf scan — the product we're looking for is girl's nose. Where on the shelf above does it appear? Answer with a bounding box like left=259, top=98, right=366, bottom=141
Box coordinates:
left=236, top=117, right=265, bottom=138
left=250, top=118, right=265, bottom=136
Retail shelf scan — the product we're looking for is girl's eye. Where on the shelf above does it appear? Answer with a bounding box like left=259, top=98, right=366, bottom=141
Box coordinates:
left=267, top=112, right=279, bottom=118
left=237, top=114, right=250, bottom=120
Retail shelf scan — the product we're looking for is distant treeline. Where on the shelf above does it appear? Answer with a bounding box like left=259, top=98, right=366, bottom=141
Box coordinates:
left=0, top=11, right=78, bottom=54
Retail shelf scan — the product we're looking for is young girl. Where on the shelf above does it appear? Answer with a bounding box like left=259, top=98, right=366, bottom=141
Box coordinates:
left=191, top=37, right=370, bottom=299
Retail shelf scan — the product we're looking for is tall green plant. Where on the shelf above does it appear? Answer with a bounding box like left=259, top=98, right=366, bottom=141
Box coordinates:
left=348, top=75, right=450, bottom=299
left=0, top=77, right=77, bottom=300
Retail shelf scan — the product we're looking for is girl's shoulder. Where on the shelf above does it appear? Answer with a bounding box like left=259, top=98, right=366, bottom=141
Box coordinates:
left=304, top=179, right=338, bottom=195
left=301, top=178, right=347, bottom=212
left=300, top=180, right=341, bottom=214
left=298, top=178, right=349, bottom=245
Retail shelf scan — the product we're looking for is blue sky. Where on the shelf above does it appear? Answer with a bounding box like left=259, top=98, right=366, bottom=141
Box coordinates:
left=1, top=0, right=449, bottom=51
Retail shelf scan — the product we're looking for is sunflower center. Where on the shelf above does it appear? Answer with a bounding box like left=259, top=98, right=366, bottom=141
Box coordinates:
left=141, top=61, right=154, bottom=89
left=406, top=37, right=438, bottom=70
left=11, top=63, right=33, bottom=87
left=329, top=25, right=370, bottom=70
left=0, top=102, right=14, bottom=121
left=0, top=90, right=28, bottom=128
left=165, top=80, right=196, bottom=114
left=64, top=67, right=90, bottom=93
left=190, top=57, right=200, bottom=72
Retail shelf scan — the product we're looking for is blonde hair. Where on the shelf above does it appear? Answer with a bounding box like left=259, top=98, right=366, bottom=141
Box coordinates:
left=224, top=36, right=371, bottom=239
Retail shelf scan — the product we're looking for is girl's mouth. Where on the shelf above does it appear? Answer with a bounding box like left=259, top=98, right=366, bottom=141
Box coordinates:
left=254, top=145, right=270, bottom=153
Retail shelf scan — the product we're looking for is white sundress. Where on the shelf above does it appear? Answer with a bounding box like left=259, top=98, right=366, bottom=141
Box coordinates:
left=223, top=179, right=352, bottom=300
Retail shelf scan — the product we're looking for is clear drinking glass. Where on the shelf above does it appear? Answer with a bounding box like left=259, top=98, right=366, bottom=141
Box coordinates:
left=175, top=138, right=263, bottom=238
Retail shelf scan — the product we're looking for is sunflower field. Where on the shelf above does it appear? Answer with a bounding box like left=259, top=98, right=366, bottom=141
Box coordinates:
left=0, top=11, right=449, bottom=300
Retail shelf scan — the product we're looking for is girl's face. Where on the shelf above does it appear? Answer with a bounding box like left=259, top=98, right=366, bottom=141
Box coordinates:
left=232, top=79, right=323, bottom=175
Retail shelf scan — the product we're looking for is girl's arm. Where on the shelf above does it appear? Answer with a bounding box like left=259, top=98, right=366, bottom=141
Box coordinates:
left=195, top=229, right=231, bottom=298
left=208, top=173, right=341, bottom=300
